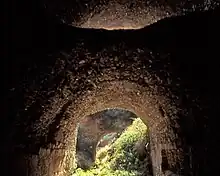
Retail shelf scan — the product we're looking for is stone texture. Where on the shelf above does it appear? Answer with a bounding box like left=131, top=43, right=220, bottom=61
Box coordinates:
left=43, top=0, right=219, bottom=28
left=3, top=1, right=220, bottom=176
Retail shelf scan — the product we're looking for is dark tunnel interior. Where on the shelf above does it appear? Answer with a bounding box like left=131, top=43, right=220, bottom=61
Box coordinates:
left=3, top=0, right=220, bottom=175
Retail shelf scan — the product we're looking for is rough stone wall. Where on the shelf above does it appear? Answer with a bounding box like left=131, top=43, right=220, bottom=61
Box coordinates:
left=3, top=2, right=220, bottom=176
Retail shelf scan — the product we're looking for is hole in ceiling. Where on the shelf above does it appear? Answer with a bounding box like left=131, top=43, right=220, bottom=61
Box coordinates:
left=74, top=108, right=153, bottom=175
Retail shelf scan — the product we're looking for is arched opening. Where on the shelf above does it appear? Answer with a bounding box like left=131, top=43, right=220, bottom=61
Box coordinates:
left=33, top=80, right=184, bottom=176
left=74, top=108, right=153, bottom=175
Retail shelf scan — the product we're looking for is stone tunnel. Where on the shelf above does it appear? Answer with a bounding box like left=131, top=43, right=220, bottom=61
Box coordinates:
left=3, top=0, right=220, bottom=176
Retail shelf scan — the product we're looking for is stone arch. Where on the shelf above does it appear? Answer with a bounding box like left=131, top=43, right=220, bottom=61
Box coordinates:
left=30, top=80, right=184, bottom=176
left=4, top=4, right=220, bottom=176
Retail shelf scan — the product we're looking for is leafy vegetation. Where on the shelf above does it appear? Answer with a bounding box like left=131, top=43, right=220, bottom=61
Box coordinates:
left=72, top=118, right=149, bottom=176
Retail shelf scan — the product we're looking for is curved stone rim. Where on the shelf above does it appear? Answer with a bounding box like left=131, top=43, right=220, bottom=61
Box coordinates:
left=52, top=80, right=184, bottom=175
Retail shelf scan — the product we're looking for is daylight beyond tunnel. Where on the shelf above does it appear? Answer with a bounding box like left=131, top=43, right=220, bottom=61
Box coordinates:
left=75, top=109, right=138, bottom=170
left=74, top=108, right=154, bottom=175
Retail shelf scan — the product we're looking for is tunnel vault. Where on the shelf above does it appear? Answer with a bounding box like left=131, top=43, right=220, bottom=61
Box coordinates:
left=25, top=80, right=183, bottom=176
left=43, top=0, right=219, bottom=28
left=4, top=2, right=220, bottom=176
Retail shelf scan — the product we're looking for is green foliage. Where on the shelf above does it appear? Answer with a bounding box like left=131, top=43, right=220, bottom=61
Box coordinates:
left=72, top=118, right=148, bottom=176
